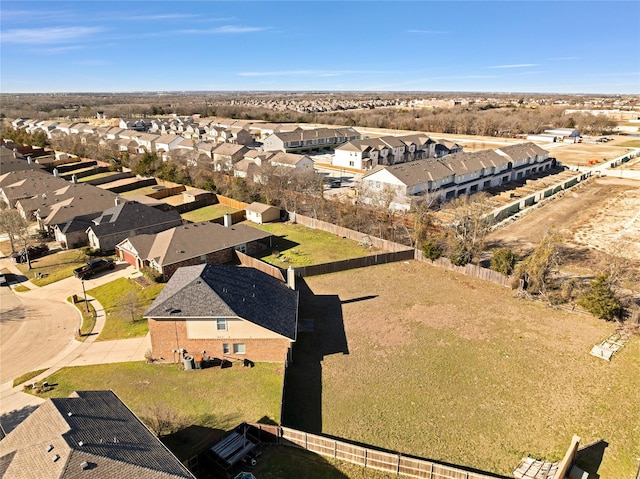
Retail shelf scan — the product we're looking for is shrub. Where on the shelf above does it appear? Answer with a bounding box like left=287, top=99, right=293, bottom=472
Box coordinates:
left=421, top=239, right=443, bottom=260
left=490, top=248, right=517, bottom=275
left=579, top=274, right=622, bottom=321
left=141, top=267, right=164, bottom=283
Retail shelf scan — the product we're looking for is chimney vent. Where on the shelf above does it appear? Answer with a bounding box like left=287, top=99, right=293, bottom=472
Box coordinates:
left=223, top=213, right=232, bottom=227
left=287, top=266, right=296, bottom=290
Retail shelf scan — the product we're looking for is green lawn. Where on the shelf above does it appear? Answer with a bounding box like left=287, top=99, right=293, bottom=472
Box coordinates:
left=253, top=222, right=374, bottom=267
left=87, top=277, right=165, bottom=341
left=78, top=171, right=120, bottom=182
left=289, top=262, right=640, bottom=479
left=16, top=249, right=89, bottom=286
left=34, top=361, right=283, bottom=459
left=181, top=204, right=239, bottom=222
left=69, top=296, right=97, bottom=339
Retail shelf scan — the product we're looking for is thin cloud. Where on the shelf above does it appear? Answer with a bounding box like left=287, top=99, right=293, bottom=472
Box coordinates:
left=488, top=64, right=539, bottom=69
left=32, top=45, right=86, bottom=54
left=1, top=26, right=106, bottom=44
left=407, top=30, right=449, bottom=34
left=238, top=69, right=391, bottom=77
left=172, top=25, right=268, bottom=35
left=128, top=13, right=198, bottom=21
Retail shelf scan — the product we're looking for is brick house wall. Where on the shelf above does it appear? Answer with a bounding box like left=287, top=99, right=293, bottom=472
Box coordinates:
left=161, top=239, right=268, bottom=281
left=149, top=319, right=292, bottom=362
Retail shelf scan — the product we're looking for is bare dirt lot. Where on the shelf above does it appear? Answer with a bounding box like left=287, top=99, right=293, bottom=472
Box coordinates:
left=487, top=177, right=640, bottom=280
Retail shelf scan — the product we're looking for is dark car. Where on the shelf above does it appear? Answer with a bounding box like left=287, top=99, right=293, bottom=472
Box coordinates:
left=73, top=258, right=115, bottom=279
left=10, top=244, right=49, bottom=263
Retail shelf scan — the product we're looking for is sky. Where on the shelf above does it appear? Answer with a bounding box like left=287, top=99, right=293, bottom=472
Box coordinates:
left=1, top=1, right=639, bottom=94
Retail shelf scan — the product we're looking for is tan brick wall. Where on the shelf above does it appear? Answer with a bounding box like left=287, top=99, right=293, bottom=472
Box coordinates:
left=149, top=319, right=291, bottom=362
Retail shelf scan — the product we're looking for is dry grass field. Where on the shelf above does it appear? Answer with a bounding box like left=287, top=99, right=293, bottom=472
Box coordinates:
left=287, top=261, right=639, bottom=478
left=547, top=139, right=634, bottom=167
left=487, top=177, right=640, bottom=276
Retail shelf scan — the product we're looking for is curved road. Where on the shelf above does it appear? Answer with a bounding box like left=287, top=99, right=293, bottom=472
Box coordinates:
left=0, top=285, right=78, bottom=384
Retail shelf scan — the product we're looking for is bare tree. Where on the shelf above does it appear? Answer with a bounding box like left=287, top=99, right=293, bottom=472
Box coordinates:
left=119, top=289, right=143, bottom=323
left=442, top=193, right=494, bottom=265
left=0, top=204, right=32, bottom=265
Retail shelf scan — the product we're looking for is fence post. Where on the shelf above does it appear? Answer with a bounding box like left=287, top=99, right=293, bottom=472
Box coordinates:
left=334, top=440, right=337, bottom=459
left=397, top=454, right=401, bottom=475
left=364, top=449, right=367, bottom=467
left=430, top=462, right=433, bottom=479
left=305, top=432, right=308, bottom=450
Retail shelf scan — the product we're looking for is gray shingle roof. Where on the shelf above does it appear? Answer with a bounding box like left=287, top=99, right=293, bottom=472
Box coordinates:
left=145, top=264, right=298, bottom=340
left=124, top=222, right=273, bottom=267
left=0, top=390, right=195, bottom=479
left=89, top=201, right=182, bottom=237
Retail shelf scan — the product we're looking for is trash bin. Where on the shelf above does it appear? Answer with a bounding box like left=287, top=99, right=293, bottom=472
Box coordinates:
left=183, top=355, right=194, bottom=370
left=72, top=294, right=78, bottom=303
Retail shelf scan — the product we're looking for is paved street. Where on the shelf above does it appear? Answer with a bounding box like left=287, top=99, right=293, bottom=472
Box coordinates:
left=0, top=255, right=150, bottom=432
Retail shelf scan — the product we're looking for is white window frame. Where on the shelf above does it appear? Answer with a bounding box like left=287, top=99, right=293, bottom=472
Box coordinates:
left=233, top=343, right=246, bottom=354
left=216, top=318, right=227, bottom=331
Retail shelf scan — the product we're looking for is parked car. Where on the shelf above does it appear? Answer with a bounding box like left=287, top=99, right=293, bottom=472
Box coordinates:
left=0, top=273, right=6, bottom=286
left=73, top=258, right=115, bottom=280
left=10, top=244, right=49, bottom=263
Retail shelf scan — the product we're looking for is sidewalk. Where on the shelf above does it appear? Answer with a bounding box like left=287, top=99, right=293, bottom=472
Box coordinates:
left=0, top=259, right=151, bottom=432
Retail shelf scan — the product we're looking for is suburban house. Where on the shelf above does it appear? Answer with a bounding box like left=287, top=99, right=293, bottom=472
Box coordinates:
left=261, top=127, right=360, bottom=153
left=115, top=221, right=273, bottom=281
left=144, top=264, right=298, bottom=362
left=245, top=202, right=281, bottom=224
left=0, top=390, right=195, bottom=479
left=212, top=144, right=250, bottom=171
left=35, top=186, right=121, bottom=234
left=0, top=170, right=69, bottom=209
left=268, top=151, right=315, bottom=171
left=86, top=200, right=184, bottom=251
left=333, top=134, right=438, bottom=170
left=361, top=142, right=553, bottom=210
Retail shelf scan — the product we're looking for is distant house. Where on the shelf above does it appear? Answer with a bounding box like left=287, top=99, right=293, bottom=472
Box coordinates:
left=0, top=390, right=195, bottom=479
left=268, top=152, right=314, bottom=171
left=144, top=264, right=298, bottom=362
left=212, top=144, right=249, bottom=171
left=361, top=142, right=553, bottom=210
left=262, top=127, right=360, bottom=153
left=115, top=222, right=273, bottom=281
left=86, top=200, right=183, bottom=251
left=245, top=202, right=281, bottom=224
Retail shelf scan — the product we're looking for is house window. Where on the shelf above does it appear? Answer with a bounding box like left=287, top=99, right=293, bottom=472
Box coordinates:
left=216, top=318, right=227, bottom=331
left=222, top=343, right=229, bottom=354
left=233, top=343, right=246, bottom=354
left=235, top=244, right=247, bottom=254
left=349, top=161, right=354, bottom=167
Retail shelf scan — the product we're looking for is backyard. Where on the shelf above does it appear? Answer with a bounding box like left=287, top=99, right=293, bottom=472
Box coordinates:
left=252, top=222, right=376, bottom=268
left=181, top=203, right=239, bottom=222
left=285, top=261, right=639, bottom=478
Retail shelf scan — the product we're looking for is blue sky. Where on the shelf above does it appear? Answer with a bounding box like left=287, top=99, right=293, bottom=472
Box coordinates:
left=1, top=1, right=639, bottom=94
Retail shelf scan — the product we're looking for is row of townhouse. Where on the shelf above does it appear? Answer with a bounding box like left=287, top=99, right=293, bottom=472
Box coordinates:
left=261, top=127, right=361, bottom=153
left=333, top=134, right=463, bottom=170
left=361, top=142, right=554, bottom=211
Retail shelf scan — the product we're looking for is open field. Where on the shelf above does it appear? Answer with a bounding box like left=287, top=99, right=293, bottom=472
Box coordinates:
left=287, top=261, right=639, bottom=478
left=34, top=361, right=283, bottom=460
left=252, top=222, right=375, bottom=267
left=181, top=203, right=239, bottom=222
left=487, top=177, right=640, bottom=277
left=548, top=141, right=634, bottom=167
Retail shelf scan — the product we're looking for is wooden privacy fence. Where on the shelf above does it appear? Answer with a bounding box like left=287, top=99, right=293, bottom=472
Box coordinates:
left=216, top=194, right=249, bottom=210
left=235, top=250, right=285, bottom=281
left=414, top=252, right=512, bottom=288
left=294, top=250, right=415, bottom=277
left=249, top=424, right=507, bottom=479
left=289, top=212, right=412, bottom=253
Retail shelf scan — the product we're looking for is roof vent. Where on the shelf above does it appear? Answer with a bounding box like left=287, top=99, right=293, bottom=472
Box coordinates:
left=52, top=454, right=60, bottom=462
left=176, top=250, right=185, bottom=254
left=80, top=461, right=90, bottom=470
left=67, top=412, right=73, bottom=417
left=46, top=445, right=54, bottom=452
left=78, top=441, right=84, bottom=447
